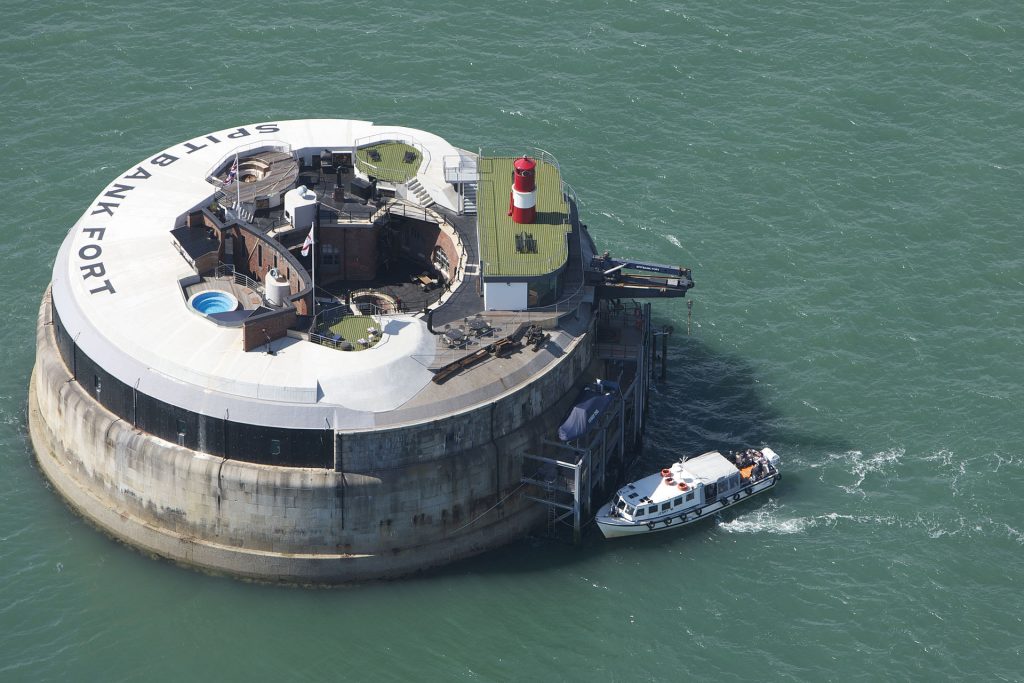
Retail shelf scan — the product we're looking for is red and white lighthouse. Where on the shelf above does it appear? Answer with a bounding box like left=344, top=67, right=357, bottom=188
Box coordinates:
left=508, top=155, right=537, bottom=224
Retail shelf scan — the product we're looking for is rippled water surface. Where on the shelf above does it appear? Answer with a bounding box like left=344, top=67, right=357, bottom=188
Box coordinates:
left=1, top=1, right=1022, bottom=680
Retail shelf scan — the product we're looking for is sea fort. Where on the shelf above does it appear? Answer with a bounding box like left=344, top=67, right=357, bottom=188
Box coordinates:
left=30, top=119, right=693, bottom=582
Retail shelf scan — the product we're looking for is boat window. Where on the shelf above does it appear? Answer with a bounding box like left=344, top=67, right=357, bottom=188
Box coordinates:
left=616, top=499, right=626, bottom=510
left=648, top=505, right=657, bottom=515
left=673, top=496, right=683, bottom=506
left=625, top=506, right=635, bottom=516
left=628, top=492, right=638, bottom=499
left=635, top=507, right=644, bottom=517
left=686, top=492, right=694, bottom=501
left=661, top=502, right=671, bottom=512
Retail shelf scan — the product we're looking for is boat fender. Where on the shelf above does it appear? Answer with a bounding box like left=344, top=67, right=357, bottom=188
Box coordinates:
left=743, top=486, right=752, bottom=496
left=647, top=521, right=656, bottom=530
left=732, top=494, right=740, bottom=503
left=677, top=482, right=689, bottom=491
left=695, top=507, right=702, bottom=516
left=664, top=518, right=672, bottom=526
left=661, top=468, right=672, bottom=478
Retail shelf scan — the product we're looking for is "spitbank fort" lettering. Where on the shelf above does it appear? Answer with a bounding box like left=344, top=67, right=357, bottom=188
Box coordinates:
left=77, top=123, right=281, bottom=295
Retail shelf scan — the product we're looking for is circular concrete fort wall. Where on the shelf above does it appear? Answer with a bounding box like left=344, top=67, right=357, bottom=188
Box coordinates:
left=29, top=120, right=600, bottom=582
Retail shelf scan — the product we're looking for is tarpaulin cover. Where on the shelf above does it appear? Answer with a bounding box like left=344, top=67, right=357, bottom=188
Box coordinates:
left=558, top=390, right=615, bottom=441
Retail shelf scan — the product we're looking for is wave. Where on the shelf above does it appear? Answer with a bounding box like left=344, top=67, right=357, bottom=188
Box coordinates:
left=720, top=502, right=1024, bottom=547
left=805, top=447, right=906, bottom=497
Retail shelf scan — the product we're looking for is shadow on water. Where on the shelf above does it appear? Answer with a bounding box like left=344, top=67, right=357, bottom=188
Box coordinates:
left=424, top=333, right=852, bottom=581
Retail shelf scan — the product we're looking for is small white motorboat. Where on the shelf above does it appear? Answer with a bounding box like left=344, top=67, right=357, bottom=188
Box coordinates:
left=595, top=447, right=781, bottom=539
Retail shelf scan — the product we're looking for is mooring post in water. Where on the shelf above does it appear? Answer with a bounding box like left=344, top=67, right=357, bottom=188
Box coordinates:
left=661, top=325, right=670, bottom=381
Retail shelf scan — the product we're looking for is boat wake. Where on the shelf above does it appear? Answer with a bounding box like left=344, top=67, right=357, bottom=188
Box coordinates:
left=719, top=502, right=902, bottom=536
left=806, top=447, right=906, bottom=497
left=721, top=504, right=1024, bottom=546
left=718, top=506, right=809, bottom=535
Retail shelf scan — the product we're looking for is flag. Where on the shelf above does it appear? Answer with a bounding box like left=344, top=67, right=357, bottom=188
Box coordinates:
left=301, top=226, right=314, bottom=257
left=225, top=159, right=238, bottom=184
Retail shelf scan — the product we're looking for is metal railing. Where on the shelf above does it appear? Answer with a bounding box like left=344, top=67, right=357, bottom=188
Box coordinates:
left=352, top=132, right=431, bottom=178
left=481, top=145, right=561, bottom=175
left=204, top=139, right=293, bottom=185
left=215, top=263, right=265, bottom=296
left=308, top=302, right=388, bottom=351
left=443, top=154, right=479, bottom=183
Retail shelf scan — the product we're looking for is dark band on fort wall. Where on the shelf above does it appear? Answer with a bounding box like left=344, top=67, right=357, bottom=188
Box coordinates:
left=51, top=301, right=332, bottom=468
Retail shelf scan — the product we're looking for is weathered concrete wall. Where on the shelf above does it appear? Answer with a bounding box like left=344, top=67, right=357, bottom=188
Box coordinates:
left=29, top=290, right=589, bottom=582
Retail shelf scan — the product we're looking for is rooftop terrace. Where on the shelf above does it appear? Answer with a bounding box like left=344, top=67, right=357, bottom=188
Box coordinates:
left=477, top=157, right=570, bottom=278
left=355, top=141, right=421, bottom=184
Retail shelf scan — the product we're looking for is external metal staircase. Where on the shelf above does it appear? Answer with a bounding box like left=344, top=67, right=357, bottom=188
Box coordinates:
left=461, top=182, right=478, bottom=215
left=214, top=188, right=254, bottom=225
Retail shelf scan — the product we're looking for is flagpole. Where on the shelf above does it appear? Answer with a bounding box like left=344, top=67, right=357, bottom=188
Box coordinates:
left=311, top=219, right=316, bottom=315
left=234, top=150, right=241, bottom=214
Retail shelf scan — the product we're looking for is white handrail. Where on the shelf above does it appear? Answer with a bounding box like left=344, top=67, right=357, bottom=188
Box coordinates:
left=352, top=132, right=431, bottom=176
left=204, top=139, right=293, bottom=183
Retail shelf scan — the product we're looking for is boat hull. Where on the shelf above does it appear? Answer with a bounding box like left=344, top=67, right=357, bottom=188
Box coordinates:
left=595, top=473, right=780, bottom=539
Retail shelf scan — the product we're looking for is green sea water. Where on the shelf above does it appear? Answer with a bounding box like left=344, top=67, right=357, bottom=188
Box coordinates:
left=2, top=1, right=1022, bottom=680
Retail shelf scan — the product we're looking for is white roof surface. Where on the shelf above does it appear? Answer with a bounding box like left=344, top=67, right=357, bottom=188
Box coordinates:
left=51, top=119, right=474, bottom=429
left=679, top=451, right=739, bottom=484
left=617, top=451, right=740, bottom=506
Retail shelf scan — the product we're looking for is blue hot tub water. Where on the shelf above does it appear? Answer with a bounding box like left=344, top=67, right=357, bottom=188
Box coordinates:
left=190, top=291, right=238, bottom=315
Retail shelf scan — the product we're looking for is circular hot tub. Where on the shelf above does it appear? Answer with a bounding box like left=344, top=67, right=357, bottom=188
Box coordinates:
left=352, top=291, right=399, bottom=314
left=189, top=291, right=240, bottom=315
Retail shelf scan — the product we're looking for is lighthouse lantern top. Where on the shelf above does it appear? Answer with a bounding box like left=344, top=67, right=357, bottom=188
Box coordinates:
left=514, top=155, right=536, bottom=174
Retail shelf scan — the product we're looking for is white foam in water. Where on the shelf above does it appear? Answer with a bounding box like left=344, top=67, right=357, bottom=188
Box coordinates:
left=663, top=234, right=681, bottom=248
left=720, top=506, right=906, bottom=536
left=719, top=502, right=810, bottom=535
left=808, top=448, right=906, bottom=497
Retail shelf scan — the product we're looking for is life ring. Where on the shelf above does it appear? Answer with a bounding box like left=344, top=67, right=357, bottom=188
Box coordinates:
left=677, top=482, right=689, bottom=491
left=661, top=468, right=672, bottom=478
left=647, top=521, right=656, bottom=530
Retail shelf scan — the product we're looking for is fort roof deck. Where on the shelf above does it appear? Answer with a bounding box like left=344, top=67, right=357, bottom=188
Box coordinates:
left=477, top=156, right=570, bottom=278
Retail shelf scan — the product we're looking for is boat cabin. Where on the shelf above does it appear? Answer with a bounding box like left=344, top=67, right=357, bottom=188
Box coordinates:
left=610, top=451, right=748, bottom=522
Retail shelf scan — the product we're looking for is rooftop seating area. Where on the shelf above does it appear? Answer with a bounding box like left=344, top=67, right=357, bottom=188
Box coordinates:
left=355, top=141, right=421, bottom=183
left=311, top=305, right=383, bottom=351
